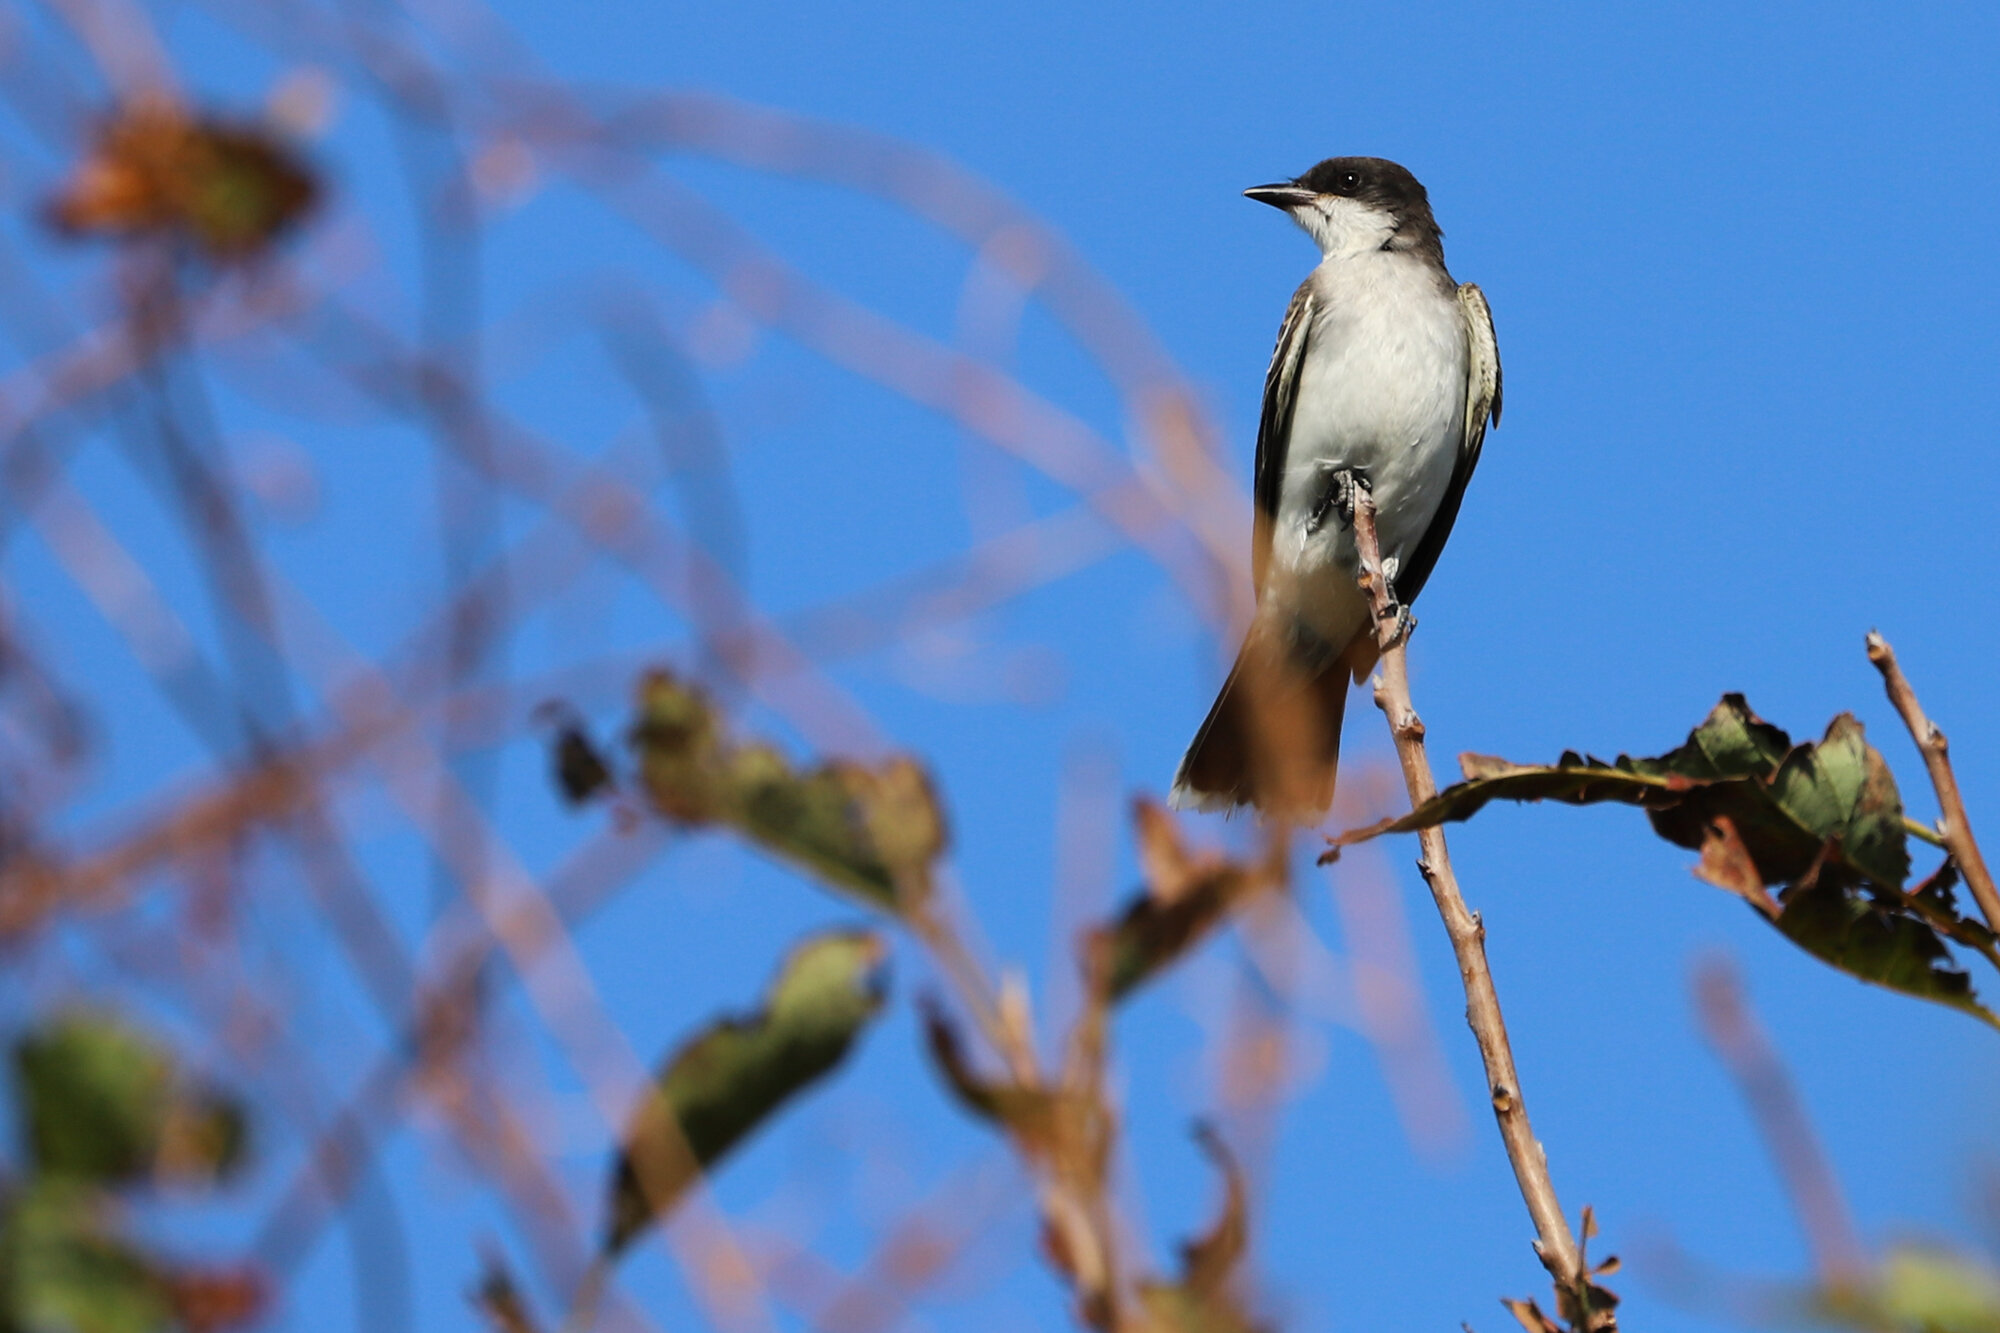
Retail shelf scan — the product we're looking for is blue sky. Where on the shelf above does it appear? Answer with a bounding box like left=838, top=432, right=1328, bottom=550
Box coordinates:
left=9, top=2, right=2000, bottom=1331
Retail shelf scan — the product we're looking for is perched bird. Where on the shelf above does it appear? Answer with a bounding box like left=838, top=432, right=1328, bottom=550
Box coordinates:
left=1170, top=157, right=1501, bottom=818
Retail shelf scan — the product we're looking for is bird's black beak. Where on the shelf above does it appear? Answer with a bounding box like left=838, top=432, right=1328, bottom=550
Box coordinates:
left=1244, top=182, right=1316, bottom=211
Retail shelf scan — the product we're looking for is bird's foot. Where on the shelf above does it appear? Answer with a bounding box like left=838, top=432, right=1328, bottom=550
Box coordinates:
left=1377, top=600, right=1417, bottom=648
left=1306, top=466, right=1372, bottom=536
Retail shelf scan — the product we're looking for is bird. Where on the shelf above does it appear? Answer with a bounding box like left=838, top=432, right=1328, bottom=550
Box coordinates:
left=1170, top=156, right=1501, bottom=818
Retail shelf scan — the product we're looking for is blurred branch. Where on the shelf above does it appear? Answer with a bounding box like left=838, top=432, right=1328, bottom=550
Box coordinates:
left=1344, top=479, right=1610, bottom=1331
left=1693, top=956, right=1865, bottom=1285
left=1866, top=630, right=2000, bottom=935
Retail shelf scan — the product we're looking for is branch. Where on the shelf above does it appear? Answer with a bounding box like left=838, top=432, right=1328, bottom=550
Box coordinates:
left=1345, top=482, right=1609, bottom=1328
left=1692, top=957, right=1865, bottom=1285
left=1865, top=631, right=2000, bottom=934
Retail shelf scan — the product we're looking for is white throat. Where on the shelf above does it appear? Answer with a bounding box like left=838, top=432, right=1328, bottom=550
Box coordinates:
left=1291, top=197, right=1398, bottom=261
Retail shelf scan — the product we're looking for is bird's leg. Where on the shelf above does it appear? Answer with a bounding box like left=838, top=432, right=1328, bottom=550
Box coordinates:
left=1377, top=554, right=1417, bottom=647
left=1306, top=465, right=1371, bottom=536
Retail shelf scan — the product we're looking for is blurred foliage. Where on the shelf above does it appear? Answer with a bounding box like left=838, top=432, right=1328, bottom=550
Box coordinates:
left=0, top=1016, right=261, bottom=1333
left=605, top=930, right=888, bottom=1256
left=1090, top=801, right=1282, bottom=1003
left=551, top=725, right=615, bottom=807
left=627, top=672, right=945, bottom=913
left=470, top=1255, right=545, bottom=1333
left=1331, top=696, right=1998, bottom=1027
left=48, top=99, right=315, bottom=260
left=15, top=1015, right=246, bottom=1189
left=0, top=1180, right=176, bottom=1333
left=1135, top=1127, right=1264, bottom=1333
left=1815, top=1246, right=2000, bottom=1333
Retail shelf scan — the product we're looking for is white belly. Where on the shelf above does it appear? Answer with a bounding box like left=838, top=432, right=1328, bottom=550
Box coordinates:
left=1262, top=252, right=1467, bottom=654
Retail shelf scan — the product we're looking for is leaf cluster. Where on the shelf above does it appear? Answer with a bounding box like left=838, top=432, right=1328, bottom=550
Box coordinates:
left=520, top=678, right=1282, bottom=1331
left=1331, top=696, right=1998, bottom=1026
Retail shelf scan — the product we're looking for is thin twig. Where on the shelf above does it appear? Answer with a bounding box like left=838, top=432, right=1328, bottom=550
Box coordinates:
left=1345, top=483, right=1598, bottom=1317
left=1865, top=630, right=2000, bottom=934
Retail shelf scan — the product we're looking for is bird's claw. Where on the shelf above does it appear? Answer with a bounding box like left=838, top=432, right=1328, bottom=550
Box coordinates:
left=1378, top=600, right=1416, bottom=648
left=1306, top=465, right=1372, bottom=536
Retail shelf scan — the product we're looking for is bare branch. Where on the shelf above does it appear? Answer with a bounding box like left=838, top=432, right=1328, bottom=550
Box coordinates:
left=1345, top=481, right=1608, bottom=1328
left=1865, top=630, right=2000, bottom=934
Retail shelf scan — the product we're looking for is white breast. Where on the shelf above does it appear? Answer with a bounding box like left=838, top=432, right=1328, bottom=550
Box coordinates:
left=1263, top=250, right=1468, bottom=652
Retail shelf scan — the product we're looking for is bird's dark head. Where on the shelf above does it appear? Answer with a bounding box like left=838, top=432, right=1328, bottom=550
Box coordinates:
left=1244, top=156, right=1443, bottom=262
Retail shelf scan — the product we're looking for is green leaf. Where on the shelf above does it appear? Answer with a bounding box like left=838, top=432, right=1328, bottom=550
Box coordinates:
left=0, top=1180, right=174, bottom=1333
left=1774, top=869, right=1994, bottom=1027
left=605, top=930, right=888, bottom=1256
left=1766, top=714, right=1911, bottom=889
left=15, top=1014, right=247, bottom=1188
left=629, top=672, right=946, bottom=912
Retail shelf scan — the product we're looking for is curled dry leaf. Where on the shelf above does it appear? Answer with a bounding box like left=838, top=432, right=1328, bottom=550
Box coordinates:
left=1693, top=816, right=1781, bottom=919
left=605, top=930, right=888, bottom=1256
left=1089, top=802, right=1281, bottom=1002
left=162, top=1266, right=268, bottom=1333
left=628, top=671, right=946, bottom=912
left=920, top=1000, right=1123, bottom=1326
left=1138, top=1124, right=1265, bottom=1333
left=919, top=997, right=1075, bottom=1145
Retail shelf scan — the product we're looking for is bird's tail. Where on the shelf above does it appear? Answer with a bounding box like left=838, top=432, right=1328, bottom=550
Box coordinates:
left=1168, top=624, right=1372, bottom=820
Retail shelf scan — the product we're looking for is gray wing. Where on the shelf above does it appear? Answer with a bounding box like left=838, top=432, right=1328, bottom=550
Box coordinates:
left=1396, top=282, right=1501, bottom=604
left=1251, top=278, right=1317, bottom=591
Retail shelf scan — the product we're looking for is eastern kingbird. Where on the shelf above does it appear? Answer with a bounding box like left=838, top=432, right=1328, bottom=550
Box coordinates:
left=1170, top=156, right=1501, bottom=817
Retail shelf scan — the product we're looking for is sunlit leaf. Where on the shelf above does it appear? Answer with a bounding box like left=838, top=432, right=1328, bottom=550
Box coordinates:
left=1773, top=866, right=1993, bottom=1026
left=605, top=930, right=888, bottom=1256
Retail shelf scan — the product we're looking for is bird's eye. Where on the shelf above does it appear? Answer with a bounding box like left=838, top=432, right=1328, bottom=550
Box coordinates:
left=1334, top=172, right=1362, bottom=196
